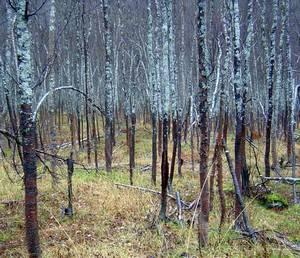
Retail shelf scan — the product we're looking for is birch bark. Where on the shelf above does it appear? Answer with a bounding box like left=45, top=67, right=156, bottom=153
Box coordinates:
left=16, top=0, right=41, bottom=256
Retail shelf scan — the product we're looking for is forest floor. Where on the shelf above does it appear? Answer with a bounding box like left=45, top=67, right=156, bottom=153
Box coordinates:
left=0, top=125, right=300, bottom=257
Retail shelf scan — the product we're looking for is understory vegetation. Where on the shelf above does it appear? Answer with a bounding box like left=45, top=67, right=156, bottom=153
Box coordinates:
left=1, top=126, right=299, bottom=257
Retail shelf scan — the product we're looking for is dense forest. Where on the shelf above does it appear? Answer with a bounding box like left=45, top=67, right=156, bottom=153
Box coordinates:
left=0, top=0, right=300, bottom=257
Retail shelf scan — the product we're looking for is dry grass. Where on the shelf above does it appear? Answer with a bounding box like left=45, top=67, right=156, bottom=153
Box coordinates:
left=0, top=125, right=300, bottom=257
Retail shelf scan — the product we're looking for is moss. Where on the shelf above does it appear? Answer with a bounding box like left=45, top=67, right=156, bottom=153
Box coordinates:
left=263, top=192, right=288, bottom=209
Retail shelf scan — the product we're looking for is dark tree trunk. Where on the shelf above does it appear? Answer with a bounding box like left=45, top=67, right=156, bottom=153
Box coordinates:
left=183, top=115, right=188, bottom=143
left=66, top=154, right=74, bottom=216
left=169, top=117, right=177, bottom=189
left=76, top=108, right=82, bottom=149
left=209, top=160, right=216, bottom=211
left=177, top=111, right=183, bottom=176
left=197, top=0, right=209, bottom=247
left=223, top=111, right=228, bottom=143
left=129, top=113, right=136, bottom=185
left=151, top=112, right=157, bottom=185
left=158, top=118, right=162, bottom=158
left=190, top=125, right=195, bottom=172
left=69, top=113, right=75, bottom=151
left=92, top=111, right=98, bottom=172
left=241, top=115, right=249, bottom=195
left=21, top=104, right=41, bottom=258
left=224, top=143, right=255, bottom=237
left=125, top=114, right=129, bottom=146
left=159, top=115, right=169, bottom=221
left=216, top=143, right=225, bottom=230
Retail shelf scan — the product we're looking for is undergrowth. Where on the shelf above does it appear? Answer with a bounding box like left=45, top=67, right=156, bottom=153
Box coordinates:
left=0, top=126, right=299, bottom=257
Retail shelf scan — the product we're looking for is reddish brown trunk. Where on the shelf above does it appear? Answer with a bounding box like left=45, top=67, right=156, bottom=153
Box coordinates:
left=159, top=115, right=169, bottom=221
left=216, top=144, right=225, bottom=230
left=129, top=113, right=136, bottom=185
left=20, top=103, right=41, bottom=257
left=92, top=112, right=98, bottom=172
left=151, top=112, right=157, bottom=185
left=177, top=111, right=183, bottom=176
left=158, top=118, right=162, bottom=158
left=169, top=117, right=177, bottom=188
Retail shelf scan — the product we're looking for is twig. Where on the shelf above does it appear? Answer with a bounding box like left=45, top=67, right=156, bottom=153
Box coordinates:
left=115, top=183, right=189, bottom=208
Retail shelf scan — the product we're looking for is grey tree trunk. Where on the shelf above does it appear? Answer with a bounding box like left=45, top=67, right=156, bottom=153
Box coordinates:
left=102, top=0, right=113, bottom=172
left=48, top=0, right=59, bottom=186
left=264, top=0, right=278, bottom=177
left=159, top=0, right=170, bottom=221
left=148, top=0, right=157, bottom=185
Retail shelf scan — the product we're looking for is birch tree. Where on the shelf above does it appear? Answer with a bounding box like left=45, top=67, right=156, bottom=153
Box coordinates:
left=232, top=0, right=247, bottom=230
left=285, top=0, right=297, bottom=203
left=240, top=0, right=254, bottom=193
left=168, top=0, right=178, bottom=190
left=48, top=0, right=59, bottom=186
left=82, top=0, right=92, bottom=164
left=16, top=0, right=41, bottom=256
left=272, top=0, right=286, bottom=174
left=159, top=0, right=170, bottom=221
left=102, top=0, right=113, bottom=172
left=147, top=0, right=157, bottom=185
left=264, top=0, right=278, bottom=177
left=197, top=0, right=210, bottom=247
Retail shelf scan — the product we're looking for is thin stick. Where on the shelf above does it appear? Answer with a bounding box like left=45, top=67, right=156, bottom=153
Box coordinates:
left=115, top=183, right=189, bottom=207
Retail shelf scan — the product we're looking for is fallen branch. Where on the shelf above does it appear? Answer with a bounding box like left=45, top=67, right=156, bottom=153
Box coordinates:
left=270, top=232, right=300, bottom=253
left=256, top=230, right=300, bottom=253
left=115, top=183, right=190, bottom=208
left=261, top=176, right=300, bottom=185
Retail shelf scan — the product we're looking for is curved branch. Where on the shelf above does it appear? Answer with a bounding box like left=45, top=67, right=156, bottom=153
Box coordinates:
left=33, top=86, right=105, bottom=122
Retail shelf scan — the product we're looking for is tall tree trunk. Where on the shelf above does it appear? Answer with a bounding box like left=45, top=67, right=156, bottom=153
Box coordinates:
left=82, top=1, right=91, bottom=164
left=285, top=0, right=297, bottom=203
left=272, top=0, right=285, bottom=174
left=197, top=0, right=210, bottom=247
left=148, top=0, right=157, bottom=185
left=151, top=112, right=157, bottom=185
left=240, top=0, right=254, bottom=194
left=177, top=110, right=183, bottom=176
left=232, top=0, right=247, bottom=229
left=92, top=111, right=98, bottom=172
left=48, top=0, right=58, bottom=186
left=102, top=0, right=113, bottom=172
left=264, top=0, right=278, bottom=177
left=16, top=1, right=41, bottom=256
left=159, top=0, right=170, bottom=221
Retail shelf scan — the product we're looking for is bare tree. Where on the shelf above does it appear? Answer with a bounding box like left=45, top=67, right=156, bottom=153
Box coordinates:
left=197, top=0, right=210, bottom=247
left=16, top=0, right=41, bottom=256
left=102, top=0, right=113, bottom=172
